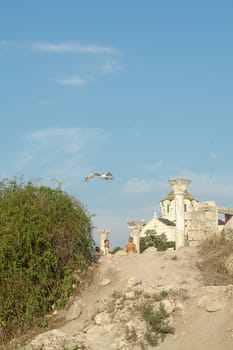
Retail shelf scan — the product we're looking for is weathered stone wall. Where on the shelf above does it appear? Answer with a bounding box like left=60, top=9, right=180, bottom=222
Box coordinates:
left=186, top=201, right=218, bottom=246
left=225, top=215, right=233, bottom=228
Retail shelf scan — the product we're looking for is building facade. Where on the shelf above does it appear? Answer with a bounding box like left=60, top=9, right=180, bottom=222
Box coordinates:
left=140, top=190, right=198, bottom=242
left=128, top=178, right=232, bottom=251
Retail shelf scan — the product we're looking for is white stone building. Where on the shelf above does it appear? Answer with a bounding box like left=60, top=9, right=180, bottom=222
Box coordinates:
left=160, top=190, right=198, bottom=223
left=140, top=212, right=176, bottom=241
left=128, top=178, right=232, bottom=251
left=140, top=190, right=198, bottom=242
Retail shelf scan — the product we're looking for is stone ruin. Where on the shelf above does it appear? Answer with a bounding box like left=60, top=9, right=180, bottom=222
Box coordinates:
left=97, top=228, right=111, bottom=252
left=127, top=220, right=145, bottom=252
left=128, top=178, right=233, bottom=250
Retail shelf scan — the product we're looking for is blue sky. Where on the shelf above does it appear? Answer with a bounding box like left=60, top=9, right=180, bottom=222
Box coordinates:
left=1, top=0, right=233, bottom=248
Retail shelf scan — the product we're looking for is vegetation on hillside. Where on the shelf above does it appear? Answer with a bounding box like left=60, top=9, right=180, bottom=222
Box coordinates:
left=0, top=178, right=95, bottom=345
left=197, top=232, right=233, bottom=286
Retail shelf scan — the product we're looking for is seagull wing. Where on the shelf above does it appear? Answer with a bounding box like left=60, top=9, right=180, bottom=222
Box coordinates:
left=84, top=172, right=101, bottom=182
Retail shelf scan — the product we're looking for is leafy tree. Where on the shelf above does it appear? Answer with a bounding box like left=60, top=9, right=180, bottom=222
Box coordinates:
left=140, top=230, right=175, bottom=253
left=0, top=178, right=95, bottom=343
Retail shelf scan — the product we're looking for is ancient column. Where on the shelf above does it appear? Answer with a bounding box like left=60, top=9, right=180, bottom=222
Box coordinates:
left=169, top=178, right=191, bottom=249
left=128, top=220, right=145, bottom=253
left=98, top=228, right=111, bottom=251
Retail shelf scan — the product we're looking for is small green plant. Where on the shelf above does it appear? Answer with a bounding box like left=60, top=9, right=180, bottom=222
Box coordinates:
left=111, top=246, right=122, bottom=254
left=36, top=318, right=48, bottom=329
left=97, top=286, right=175, bottom=349
left=70, top=344, right=89, bottom=350
left=134, top=289, right=143, bottom=298
left=144, top=331, right=158, bottom=347
left=111, top=289, right=124, bottom=300
left=137, top=301, right=175, bottom=346
left=152, top=290, right=168, bottom=302
left=105, top=299, right=116, bottom=314
left=139, top=341, right=148, bottom=350
left=125, top=325, right=138, bottom=343
left=170, top=288, right=189, bottom=300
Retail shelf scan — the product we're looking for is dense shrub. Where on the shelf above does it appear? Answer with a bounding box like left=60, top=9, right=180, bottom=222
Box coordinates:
left=140, top=230, right=175, bottom=253
left=0, top=178, right=95, bottom=342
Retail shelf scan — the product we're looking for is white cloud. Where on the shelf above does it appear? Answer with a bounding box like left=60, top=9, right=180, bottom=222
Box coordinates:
left=27, top=127, right=108, bottom=153
left=52, top=59, right=123, bottom=86
left=54, top=76, right=86, bottom=86
left=12, top=126, right=111, bottom=193
left=171, top=169, right=233, bottom=207
left=0, top=40, right=9, bottom=47
left=145, top=161, right=163, bottom=172
left=31, top=42, right=118, bottom=54
left=99, top=60, right=123, bottom=74
left=31, top=42, right=122, bottom=86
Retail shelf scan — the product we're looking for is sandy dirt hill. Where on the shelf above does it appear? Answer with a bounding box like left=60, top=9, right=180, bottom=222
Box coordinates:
left=19, top=246, right=233, bottom=350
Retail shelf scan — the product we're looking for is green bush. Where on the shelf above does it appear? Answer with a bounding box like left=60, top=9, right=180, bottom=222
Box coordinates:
left=111, top=246, right=122, bottom=254
left=0, top=178, right=95, bottom=342
left=140, top=230, right=175, bottom=253
left=136, top=298, right=175, bottom=346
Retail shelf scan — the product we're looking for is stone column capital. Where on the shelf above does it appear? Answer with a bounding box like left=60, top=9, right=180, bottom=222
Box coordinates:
left=169, top=178, right=191, bottom=195
left=127, top=220, right=145, bottom=234
left=98, top=228, right=111, bottom=235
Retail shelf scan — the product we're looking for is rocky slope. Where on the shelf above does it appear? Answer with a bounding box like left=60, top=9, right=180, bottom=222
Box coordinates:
left=16, top=247, right=233, bottom=350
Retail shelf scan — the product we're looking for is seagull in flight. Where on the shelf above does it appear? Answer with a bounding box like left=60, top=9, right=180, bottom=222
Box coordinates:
left=84, top=171, right=113, bottom=182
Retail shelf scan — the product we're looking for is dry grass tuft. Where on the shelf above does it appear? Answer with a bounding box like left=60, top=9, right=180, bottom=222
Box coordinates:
left=197, top=235, right=233, bottom=286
